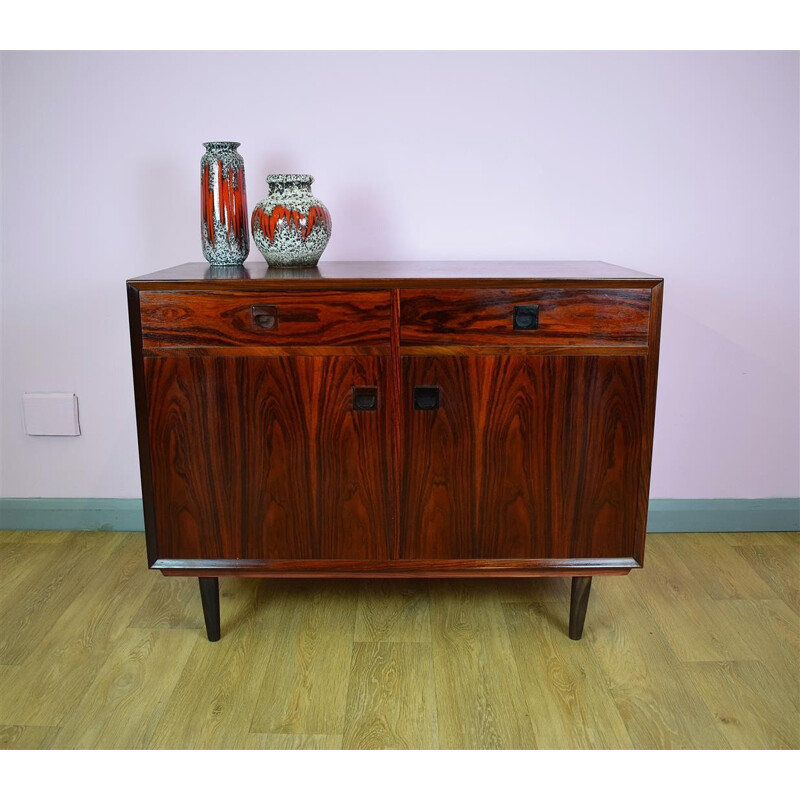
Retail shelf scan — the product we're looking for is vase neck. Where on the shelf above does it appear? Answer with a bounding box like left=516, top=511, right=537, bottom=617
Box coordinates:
left=204, top=141, right=240, bottom=153
left=268, top=174, right=313, bottom=195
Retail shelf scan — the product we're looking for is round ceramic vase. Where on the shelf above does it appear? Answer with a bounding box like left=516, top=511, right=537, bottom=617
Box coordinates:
left=201, top=141, right=250, bottom=266
left=251, top=175, right=332, bottom=267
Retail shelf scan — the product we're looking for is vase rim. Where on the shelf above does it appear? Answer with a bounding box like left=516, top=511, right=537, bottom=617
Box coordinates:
left=267, top=174, right=314, bottom=184
left=203, top=141, right=241, bottom=149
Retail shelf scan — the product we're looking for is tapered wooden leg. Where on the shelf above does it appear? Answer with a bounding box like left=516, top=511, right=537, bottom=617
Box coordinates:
left=198, top=577, right=221, bottom=641
left=569, top=576, right=592, bottom=640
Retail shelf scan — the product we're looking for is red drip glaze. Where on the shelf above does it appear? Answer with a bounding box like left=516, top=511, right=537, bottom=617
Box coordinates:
left=203, top=161, right=248, bottom=249
left=252, top=204, right=331, bottom=243
left=201, top=164, right=215, bottom=246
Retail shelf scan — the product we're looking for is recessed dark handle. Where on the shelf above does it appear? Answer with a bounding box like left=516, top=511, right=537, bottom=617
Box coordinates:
left=513, top=305, right=539, bottom=331
left=414, top=386, right=439, bottom=410
left=252, top=305, right=278, bottom=330
left=352, top=387, right=378, bottom=411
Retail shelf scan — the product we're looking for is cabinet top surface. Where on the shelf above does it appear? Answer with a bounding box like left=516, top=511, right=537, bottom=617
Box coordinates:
left=128, top=261, right=662, bottom=288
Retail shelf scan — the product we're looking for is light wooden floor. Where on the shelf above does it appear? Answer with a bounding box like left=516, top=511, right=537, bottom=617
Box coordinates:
left=0, top=530, right=797, bottom=749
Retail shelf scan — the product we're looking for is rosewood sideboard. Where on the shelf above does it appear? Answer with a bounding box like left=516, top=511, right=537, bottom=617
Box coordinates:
left=127, top=261, right=662, bottom=641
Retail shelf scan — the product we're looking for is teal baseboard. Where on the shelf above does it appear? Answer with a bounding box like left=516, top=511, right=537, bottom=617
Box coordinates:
left=646, top=498, right=799, bottom=533
left=1, top=497, right=798, bottom=534
left=0, top=498, right=145, bottom=532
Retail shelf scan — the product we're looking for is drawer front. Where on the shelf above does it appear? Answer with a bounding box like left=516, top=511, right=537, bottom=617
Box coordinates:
left=400, top=288, right=650, bottom=346
left=139, top=290, right=392, bottom=348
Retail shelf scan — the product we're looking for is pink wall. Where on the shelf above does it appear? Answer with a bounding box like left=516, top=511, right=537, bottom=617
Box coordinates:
left=1, top=51, right=798, bottom=498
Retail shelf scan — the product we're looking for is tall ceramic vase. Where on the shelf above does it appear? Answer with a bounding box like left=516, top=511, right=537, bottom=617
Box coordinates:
left=251, top=174, right=331, bottom=267
left=201, top=141, right=249, bottom=266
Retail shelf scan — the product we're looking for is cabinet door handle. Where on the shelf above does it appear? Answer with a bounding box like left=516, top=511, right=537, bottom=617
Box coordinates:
left=513, top=305, right=539, bottom=331
left=352, top=387, right=379, bottom=411
left=414, top=386, right=440, bottom=410
left=251, top=305, right=278, bottom=330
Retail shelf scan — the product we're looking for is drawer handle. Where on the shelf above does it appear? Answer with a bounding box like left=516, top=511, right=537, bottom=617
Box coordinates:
left=513, top=305, right=539, bottom=331
left=252, top=305, right=278, bottom=330
left=414, top=386, right=440, bottom=410
left=352, top=387, right=379, bottom=411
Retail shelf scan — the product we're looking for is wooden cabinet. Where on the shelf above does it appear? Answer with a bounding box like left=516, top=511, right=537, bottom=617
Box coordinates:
left=128, top=261, right=662, bottom=641
left=400, top=354, right=646, bottom=561
left=143, top=355, right=393, bottom=561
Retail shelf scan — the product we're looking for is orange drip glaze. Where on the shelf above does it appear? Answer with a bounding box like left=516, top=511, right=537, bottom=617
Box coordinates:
left=253, top=204, right=330, bottom=243
left=202, top=164, right=215, bottom=246
left=204, top=160, right=249, bottom=251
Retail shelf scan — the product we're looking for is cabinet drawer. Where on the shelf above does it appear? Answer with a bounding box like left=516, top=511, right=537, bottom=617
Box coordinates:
left=139, top=290, right=392, bottom=348
left=400, top=288, right=651, bottom=346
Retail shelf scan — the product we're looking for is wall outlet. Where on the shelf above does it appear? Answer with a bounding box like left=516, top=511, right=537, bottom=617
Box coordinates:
left=23, top=393, right=81, bottom=436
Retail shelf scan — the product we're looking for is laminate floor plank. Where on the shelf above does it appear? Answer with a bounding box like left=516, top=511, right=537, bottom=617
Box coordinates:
left=686, top=660, right=799, bottom=749
left=342, top=642, right=438, bottom=749
left=503, top=600, right=633, bottom=749
left=0, top=532, right=120, bottom=665
left=246, top=734, right=344, bottom=749
left=149, top=579, right=272, bottom=749
left=429, top=581, right=535, bottom=749
left=585, top=578, right=730, bottom=749
left=1, top=530, right=797, bottom=749
left=470, top=577, right=572, bottom=605
left=630, top=537, right=768, bottom=662
left=717, top=599, right=800, bottom=711
left=730, top=543, right=800, bottom=613
left=249, top=580, right=358, bottom=736
left=0, top=531, right=79, bottom=544
left=0, top=534, right=155, bottom=726
left=354, top=580, right=431, bottom=642
left=719, top=532, right=798, bottom=547
left=663, top=534, right=779, bottom=602
left=0, top=724, right=61, bottom=749
left=0, top=542, right=58, bottom=609
left=128, top=572, right=205, bottom=630
left=51, top=627, right=196, bottom=749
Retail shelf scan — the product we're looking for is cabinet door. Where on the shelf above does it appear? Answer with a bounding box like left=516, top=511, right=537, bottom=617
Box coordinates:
left=400, top=355, right=646, bottom=560
left=145, top=355, right=393, bottom=561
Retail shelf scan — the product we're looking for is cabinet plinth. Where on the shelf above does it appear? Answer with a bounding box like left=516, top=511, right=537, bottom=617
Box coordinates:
left=128, top=261, right=662, bottom=641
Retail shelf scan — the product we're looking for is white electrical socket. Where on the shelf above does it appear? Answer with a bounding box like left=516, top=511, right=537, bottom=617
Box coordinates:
left=22, top=393, right=81, bottom=436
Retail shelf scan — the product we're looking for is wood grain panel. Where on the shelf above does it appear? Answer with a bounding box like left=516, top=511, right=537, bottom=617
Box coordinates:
left=400, top=357, right=476, bottom=559
left=139, top=290, right=391, bottom=348
left=144, top=355, right=393, bottom=562
left=128, top=260, right=662, bottom=288
left=400, top=288, right=650, bottom=346
left=634, top=281, right=663, bottom=565
left=155, top=558, right=636, bottom=577
left=142, top=345, right=391, bottom=358
left=400, top=355, right=645, bottom=560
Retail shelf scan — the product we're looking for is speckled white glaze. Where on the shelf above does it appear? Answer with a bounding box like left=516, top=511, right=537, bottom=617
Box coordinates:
left=251, top=175, right=332, bottom=268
